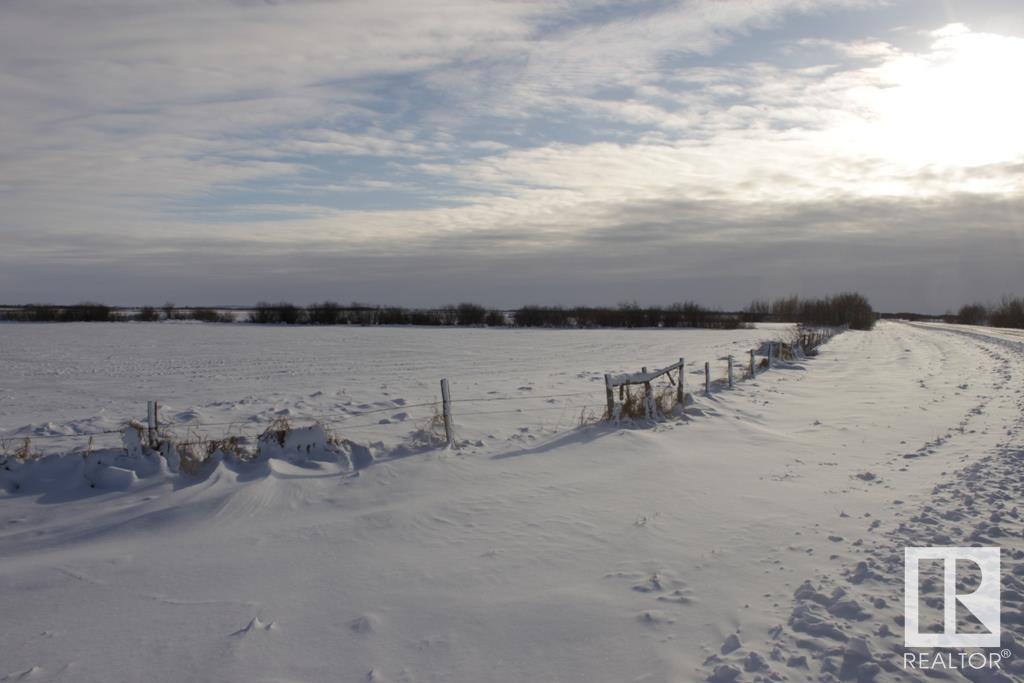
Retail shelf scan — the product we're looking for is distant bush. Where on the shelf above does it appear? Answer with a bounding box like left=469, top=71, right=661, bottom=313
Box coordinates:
left=768, top=292, right=875, bottom=330
left=957, top=303, right=988, bottom=326
left=137, top=306, right=160, bottom=322
left=183, top=308, right=234, bottom=323
left=249, top=301, right=307, bottom=325
left=990, top=296, right=1024, bottom=329
left=378, top=307, right=411, bottom=325
left=4, top=304, right=59, bottom=322
left=485, top=309, right=507, bottom=326
left=408, top=309, right=443, bottom=325
left=456, top=302, right=486, bottom=326
left=307, top=301, right=342, bottom=325
left=0, top=302, right=120, bottom=322
left=742, top=299, right=771, bottom=323
left=64, top=302, right=118, bottom=322
left=513, top=302, right=744, bottom=329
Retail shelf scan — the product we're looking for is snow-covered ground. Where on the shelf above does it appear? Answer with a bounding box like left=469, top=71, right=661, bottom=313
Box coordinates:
left=1, top=321, right=1022, bottom=682
left=0, top=322, right=791, bottom=454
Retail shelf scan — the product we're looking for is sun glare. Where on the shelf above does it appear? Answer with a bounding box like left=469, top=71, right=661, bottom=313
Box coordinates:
left=850, top=24, right=1024, bottom=174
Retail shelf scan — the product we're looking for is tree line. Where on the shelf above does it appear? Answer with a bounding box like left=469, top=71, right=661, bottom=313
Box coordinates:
left=0, top=293, right=880, bottom=330
left=742, top=293, right=876, bottom=330
left=248, top=301, right=506, bottom=326
left=954, top=297, right=1024, bottom=329
left=245, top=301, right=748, bottom=328
left=0, top=303, right=233, bottom=323
left=513, top=303, right=746, bottom=328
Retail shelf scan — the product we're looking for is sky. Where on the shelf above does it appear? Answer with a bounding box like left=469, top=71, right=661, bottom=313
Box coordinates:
left=1, top=0, right=1022, bottom=312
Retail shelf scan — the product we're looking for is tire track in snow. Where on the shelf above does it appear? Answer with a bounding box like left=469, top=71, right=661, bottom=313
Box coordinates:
left=699, top=323, right=1024, bottom=682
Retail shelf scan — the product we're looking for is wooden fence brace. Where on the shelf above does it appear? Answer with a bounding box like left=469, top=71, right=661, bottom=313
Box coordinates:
left=749, top=349, right=756, bottom=378
left=727, top=355, right=734, bottom=388
left=146, top=400, right=159, bottom=449
left=604, top=374, right=615, bottom=418
left=676, top=358, right=685, bottom=404
left=704, top=361, right=711, bottom=396
left=440, top=378, right=455, bottom=448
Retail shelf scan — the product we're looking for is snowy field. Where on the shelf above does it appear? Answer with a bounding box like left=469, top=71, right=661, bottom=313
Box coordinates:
left=1, top=321, right=1023, bottom=682
left=0, top=322, right=791, bottom=454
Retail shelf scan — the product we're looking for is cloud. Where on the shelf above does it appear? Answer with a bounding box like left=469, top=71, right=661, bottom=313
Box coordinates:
left=0, top=0, right=1022, bottom=309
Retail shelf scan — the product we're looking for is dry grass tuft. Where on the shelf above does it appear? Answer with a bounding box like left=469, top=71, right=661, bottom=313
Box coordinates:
left=420, top=403, right=448, bottom=442
left=615, top=383, right=680, bottom=421
left=177, top=443, right=208, bottom=475
left=7, top=437, right=37, bottom=461
left=259, top=417, right=291, bottom=448
left=655, top=385, right=677, bottom=415
left=207, top=435, right=247, bottom=461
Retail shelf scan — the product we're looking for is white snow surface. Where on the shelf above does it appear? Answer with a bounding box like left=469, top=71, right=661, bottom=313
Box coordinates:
left=0, top=322, right=792, bottom=453
left=1, top=321, right=1023, bottom=682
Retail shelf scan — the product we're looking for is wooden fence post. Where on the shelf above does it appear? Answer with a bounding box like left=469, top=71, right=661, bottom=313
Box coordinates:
left=727, top=355, right=734, bottom=388
left=749, top=349, right=755, bottom=378
left=146, top=400, right=159, bottom=449
left=676, top=358, right=684, bottom=405
left=768, top=342, right=774, bottom=369
left=604, top=374, right=615, bottom=420
left=704, top=361, right=711, bottom=396
left=642, top=366, right=653, bottom=419
left=440, top=378, right=454, bottom=448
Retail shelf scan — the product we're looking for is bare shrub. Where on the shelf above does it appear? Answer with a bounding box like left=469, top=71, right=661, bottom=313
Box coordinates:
left=957, top=303, right=988, bottom=326
left=990, top=296, right=1024, bottom=329
left=770, top=292, right=875, bottom=330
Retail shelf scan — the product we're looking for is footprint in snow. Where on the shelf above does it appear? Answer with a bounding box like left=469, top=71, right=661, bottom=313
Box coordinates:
left=1, top=666, right=44, bottom=681
left=229, top=616, right=276, bottom=637
left=636, top=610, right=675, bottom=626
left=348, top=613, right=381, bottom=635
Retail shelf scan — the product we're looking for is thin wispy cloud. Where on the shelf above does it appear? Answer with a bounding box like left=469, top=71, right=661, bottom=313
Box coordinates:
left=0, top=0, right=1021, bottom=309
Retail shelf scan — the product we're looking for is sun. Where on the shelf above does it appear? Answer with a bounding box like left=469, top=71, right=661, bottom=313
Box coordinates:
left=849, top=24, right=1024, bottom=174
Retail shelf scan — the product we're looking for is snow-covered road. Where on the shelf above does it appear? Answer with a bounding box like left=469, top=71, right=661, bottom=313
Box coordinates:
left=1, top=321, right=1022, bottom=682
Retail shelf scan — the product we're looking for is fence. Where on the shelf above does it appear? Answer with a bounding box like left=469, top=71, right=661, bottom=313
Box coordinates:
left=598, top=326, right=840, bottom=422
left=0, top=327, right=844, bottom=465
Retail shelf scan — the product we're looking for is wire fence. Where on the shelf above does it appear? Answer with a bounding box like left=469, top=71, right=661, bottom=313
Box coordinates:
left=0, top=326, right=843, bottom=460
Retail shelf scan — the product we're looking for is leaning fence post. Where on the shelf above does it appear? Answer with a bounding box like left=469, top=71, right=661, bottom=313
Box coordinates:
left=749, top=349, right=756, bottom=378
left=727, top=355, right=734, bottom=388
left=440, top=378, right=454, bottom=448
left=604, top=374, right=615, bottom=420
left=146, top=400, right=159, bottom=449
left=676, top=358, right=684, bottom=405
left=704, top=361, right=711, bottom=396
left=642, top=367, right=653, bottom=419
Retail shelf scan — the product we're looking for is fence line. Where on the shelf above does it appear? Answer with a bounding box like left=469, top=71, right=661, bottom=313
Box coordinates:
left=1, top=327, right=844, bottom=461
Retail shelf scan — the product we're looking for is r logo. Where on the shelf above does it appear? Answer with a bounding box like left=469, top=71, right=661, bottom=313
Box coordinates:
left=904, top=547, right=1001, bottom=648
